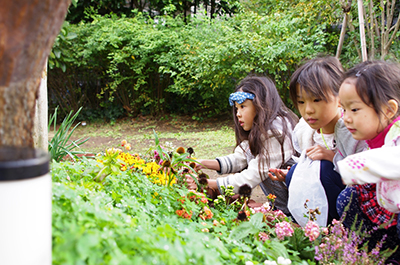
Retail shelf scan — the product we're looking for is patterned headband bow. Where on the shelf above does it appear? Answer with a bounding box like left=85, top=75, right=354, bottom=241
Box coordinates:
left=229, top=92, right=255, bottom=106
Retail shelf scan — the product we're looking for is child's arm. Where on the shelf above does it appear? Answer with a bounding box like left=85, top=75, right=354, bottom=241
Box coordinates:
left=195, top=159, right=220, bottom=171
left=216, top=135, right=293, bottom=193
left=338, top=146, right=400, bottom=185
left=306, top=145, right=335, bottom=161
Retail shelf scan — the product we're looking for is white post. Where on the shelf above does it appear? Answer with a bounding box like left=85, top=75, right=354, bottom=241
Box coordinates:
left=0, top=148, right=51, bottom=265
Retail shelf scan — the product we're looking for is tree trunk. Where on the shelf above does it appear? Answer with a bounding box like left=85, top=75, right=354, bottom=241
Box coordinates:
left=0, top=0, right=70, bottom=148
left=357, top=0, right=368, bottom=61
left=380, top=0, right=400, bottom=59
left=336, top=0, right=352, bottom=59
left=368, top=0, right=375, bottom=60
left=33, top=59, right=48, bottom=151
left=336, top=14, right=349, bottom=58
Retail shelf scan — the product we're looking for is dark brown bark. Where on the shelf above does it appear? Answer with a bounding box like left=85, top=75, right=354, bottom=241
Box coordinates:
left=0, top=0, right=70, bottom=148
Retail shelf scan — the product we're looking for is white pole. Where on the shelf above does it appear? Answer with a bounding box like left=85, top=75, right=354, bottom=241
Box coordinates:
left=0, top=148, right=51, bottom=265
left=358, top=0, right=368, bottom=61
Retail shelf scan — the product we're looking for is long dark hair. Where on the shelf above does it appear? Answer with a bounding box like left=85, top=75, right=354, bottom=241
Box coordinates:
left=232, top=75, right=298, bottom=179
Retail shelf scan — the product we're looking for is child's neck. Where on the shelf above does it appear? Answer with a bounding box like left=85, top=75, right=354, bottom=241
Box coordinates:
left=318, top=112, right=340, bottom=134
left=366, top=115, right=400, bottom=149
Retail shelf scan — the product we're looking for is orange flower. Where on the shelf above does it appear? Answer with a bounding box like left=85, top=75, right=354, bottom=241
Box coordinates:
left=121, top=140, right=127, bottom=146
left=183, top=211, right=193, bottom=219
left=176, top=209, right=184, bottom=217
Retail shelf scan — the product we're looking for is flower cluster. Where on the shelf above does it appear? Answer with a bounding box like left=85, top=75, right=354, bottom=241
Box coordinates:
left=116, top=152, right=142, bottom=171
left=258, top=232, right=269, bottom=242
left=97, top=141, right=178, bottom=186
left=275, top=221, right=294, bottom=240
left=314, top=219, right=391, bottom=264
left=176, top=209, right=193, bottom=219
left=251, top=202, right=287, bottom=224
left=120, top=139, right=131, bottom=151
left=199, top=206, right=214, bottom=220
left=304, top=220, right=320, bottom=241
left=175, top=191, right=213, bottom=220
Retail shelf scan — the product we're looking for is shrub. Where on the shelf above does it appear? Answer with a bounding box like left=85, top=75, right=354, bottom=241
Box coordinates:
left=49, top=10, right=335, bottom=119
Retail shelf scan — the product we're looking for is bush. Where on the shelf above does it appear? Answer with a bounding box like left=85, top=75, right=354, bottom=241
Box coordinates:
left=49, top=10, right=336, bottom=119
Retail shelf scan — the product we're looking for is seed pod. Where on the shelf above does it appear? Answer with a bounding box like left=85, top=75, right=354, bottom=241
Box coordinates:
left=162, top=160, right=171, bottom=167
left=237, top=210, right=247, bottom=221
left=176, top=146, right=185, bottom=154
left=238, top=184, right=252, bottom=198
left=186, top=147, right=194, bottom=156
left=198, top=173, right=209, bottom=179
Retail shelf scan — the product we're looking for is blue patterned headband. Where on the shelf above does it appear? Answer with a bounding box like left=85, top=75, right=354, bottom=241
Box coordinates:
left=229, top=92, right=255, bottom=106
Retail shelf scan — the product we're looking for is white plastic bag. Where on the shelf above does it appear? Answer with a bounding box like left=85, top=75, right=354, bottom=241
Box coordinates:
left=287, top=150, right=329, bottom=227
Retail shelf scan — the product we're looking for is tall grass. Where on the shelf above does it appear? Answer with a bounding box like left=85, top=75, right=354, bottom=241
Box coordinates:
left=48, top=107, right=89, bottom=162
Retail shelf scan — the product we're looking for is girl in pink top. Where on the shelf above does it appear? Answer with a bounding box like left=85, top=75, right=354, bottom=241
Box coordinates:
left=337, top=60, right=400, bottom=261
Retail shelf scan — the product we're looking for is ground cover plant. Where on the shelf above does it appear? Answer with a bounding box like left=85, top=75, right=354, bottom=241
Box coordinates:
left=52, top=128, right=396, bottom=264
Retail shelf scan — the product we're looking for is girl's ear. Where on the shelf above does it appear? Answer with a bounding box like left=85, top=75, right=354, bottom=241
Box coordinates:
left=385, top=99, right=399, bottom=119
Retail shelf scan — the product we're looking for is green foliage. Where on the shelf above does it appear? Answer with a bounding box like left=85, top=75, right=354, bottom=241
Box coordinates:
left=65, top=0, right=239, bottom=24
left=49, top=21, right=78, bottom=72
left=50, top=0, right=400, bottom=119
left=48, top=107, right=89, bottom=162
left=52, top=159, right=237, bottom=264
left=49, top=9, right=333, bottom=118
left=51, top=135, right=396, bottom=264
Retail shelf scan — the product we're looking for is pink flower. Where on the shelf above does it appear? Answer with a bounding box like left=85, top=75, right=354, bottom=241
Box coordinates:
left=252, top=205, right=269, bottom=214
left=275, top=221, right=294, bottom=240
left=259, top=232, right=269, bottom=242
left=304, top=221, right=320, bottom=241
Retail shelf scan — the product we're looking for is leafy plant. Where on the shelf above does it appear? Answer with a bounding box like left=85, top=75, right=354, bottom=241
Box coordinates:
left=51, top=133, right=398, bottom=264
left=48, top=106, right=89, bottom=162
left=48, top=7, right=340, bottom=118
left=152, top=129, right=199, bottom=187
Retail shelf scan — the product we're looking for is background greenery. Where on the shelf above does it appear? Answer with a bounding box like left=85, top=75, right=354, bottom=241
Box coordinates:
left=49, top=0, right=400, bottom=122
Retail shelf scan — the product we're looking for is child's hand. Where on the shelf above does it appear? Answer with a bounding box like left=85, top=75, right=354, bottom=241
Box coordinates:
left=268, top=168, right=289, bottom=182
left=194, top=162, right=205, bottom=171
left=306, top=145, right=335, bottom=162
left=185, top=175, right=198, bottom=190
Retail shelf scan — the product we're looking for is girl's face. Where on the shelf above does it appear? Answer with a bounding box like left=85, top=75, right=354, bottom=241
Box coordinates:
left=339, top=80, right=388, bottom=140
left=235, top=99, right=256, bottom=131
left=296, top=85, right=340, bottom=134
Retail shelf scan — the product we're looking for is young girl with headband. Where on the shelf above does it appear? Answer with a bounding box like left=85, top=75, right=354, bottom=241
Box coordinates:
left=192, top=75, right=298, bottom=215
left=337, top=60, right=400, bottom=260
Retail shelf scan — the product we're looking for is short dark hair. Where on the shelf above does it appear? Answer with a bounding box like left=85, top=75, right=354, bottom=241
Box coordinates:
left=343, top=60, right=400, bottom=120
left=289, top=56, right=344, bottom=109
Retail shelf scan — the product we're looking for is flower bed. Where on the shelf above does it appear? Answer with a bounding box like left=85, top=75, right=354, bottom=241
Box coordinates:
left=52, top=136, right=395, bottom=264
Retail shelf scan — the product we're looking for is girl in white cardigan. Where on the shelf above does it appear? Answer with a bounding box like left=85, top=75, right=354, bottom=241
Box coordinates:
left=195, top=75, right=298, bottom=214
